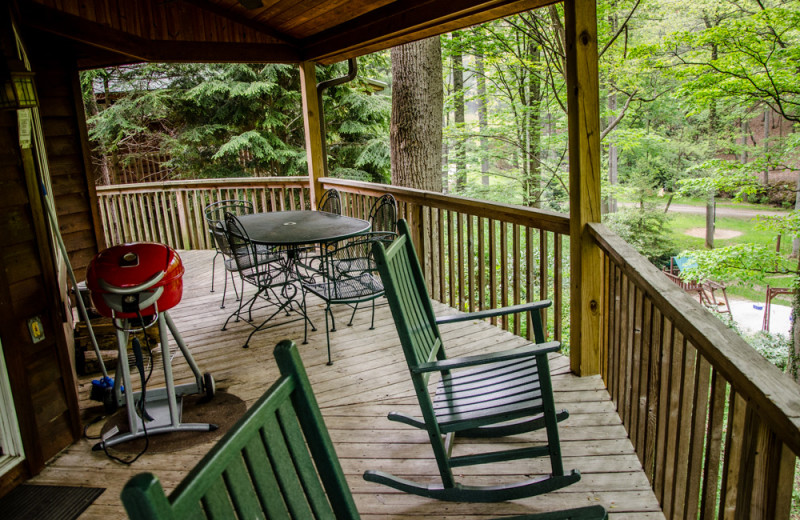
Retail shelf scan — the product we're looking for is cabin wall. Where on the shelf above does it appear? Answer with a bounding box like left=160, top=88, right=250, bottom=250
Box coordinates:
left=29, top=33, right=106, bottom=278
left=0, top=108, right=81, bottom=497
left=0, top=30, right=91, bottom=497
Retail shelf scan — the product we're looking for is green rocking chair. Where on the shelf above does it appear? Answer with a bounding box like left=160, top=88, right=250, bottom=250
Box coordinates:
left=122, top=340, right=605, bottom=519
left=364, top=219, right=581, bottom=502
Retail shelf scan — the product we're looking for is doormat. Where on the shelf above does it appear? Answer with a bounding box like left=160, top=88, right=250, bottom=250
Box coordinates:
left=0, top=485, right=104, bottom=520
left=100, top=389, right=246, bottom=453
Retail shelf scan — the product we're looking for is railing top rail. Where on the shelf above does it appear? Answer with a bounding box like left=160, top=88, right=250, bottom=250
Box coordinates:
left=96, top=177, right=310, bottom=193
left=589, top=222, right=800, bottom=454
left=321, top=178, right=570, bottom=235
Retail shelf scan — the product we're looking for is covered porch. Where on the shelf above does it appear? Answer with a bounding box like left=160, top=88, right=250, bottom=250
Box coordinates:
left=0, top=1, right=798, bottom=518
left=32, top=249, right=662, bottom=519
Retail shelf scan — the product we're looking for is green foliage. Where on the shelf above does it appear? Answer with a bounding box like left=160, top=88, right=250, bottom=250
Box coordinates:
left=677, top=160, right=764, bottom=200
left=663, top=1, right=800, bottom=123
left=679, top=243, right=795, bottom=286
left=82, top=61, right=390, bottom=181
left=747, top=330, right=791, bottom=371
left=604, top=205, right=677, bottom=265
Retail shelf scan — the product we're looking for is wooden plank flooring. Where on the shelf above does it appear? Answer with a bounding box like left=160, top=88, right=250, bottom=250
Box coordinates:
left=31, top=250, right=664, bottom=519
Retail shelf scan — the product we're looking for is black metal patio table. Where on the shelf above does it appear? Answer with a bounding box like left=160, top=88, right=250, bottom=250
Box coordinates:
left=237, top=210, right=371, bottom=246
left=225, top=210, right=371, bottom=347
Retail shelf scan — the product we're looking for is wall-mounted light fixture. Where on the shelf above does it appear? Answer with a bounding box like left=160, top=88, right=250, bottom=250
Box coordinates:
left=1, top=66, right=37, bottom=110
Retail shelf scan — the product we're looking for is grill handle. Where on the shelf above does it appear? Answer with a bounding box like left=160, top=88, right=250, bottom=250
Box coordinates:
left=97, top=270, right=166, bottom=295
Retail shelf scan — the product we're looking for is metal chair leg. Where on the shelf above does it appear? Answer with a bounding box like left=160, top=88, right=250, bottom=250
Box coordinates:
left=324, top=304, right=333, bottom=365
left=220, top=268, right=228, bottom=309
left=210, top=251, right=221, bottom=293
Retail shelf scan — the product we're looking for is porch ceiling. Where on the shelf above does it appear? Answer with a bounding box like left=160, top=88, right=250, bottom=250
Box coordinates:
left=15, top=0, right=558, bottom=68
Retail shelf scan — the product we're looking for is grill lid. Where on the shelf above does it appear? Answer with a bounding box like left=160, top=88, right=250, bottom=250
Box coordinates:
left=86, top=243, right=184, bottom=318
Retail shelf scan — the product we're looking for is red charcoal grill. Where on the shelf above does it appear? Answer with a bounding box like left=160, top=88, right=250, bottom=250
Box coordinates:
left=86, top=243, right=216, bottom=450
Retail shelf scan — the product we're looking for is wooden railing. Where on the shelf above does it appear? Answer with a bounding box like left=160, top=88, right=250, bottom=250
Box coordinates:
left=590, top=223, right=798, bottom=519
left=96, top=177, right=310, bottom=250
left=94, top=176, right=800, bottom=517
left=96, top=176, right=569, bottom=343
left=320, top=178, right=569, bottom=343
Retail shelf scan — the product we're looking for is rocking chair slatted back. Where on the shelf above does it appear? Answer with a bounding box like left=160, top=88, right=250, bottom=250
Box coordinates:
left=377, top=229, right=442, bottom=382
left=121, top=340, right=359, bottom=520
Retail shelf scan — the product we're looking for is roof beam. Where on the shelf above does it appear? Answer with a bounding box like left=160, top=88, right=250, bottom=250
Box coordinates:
left=302, top=0, right=556, bottom=63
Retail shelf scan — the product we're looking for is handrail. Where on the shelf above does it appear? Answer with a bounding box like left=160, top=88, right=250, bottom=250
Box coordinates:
left=589, top=222, right=798, bottom=519
left=96, top=177, right=310, bottom=250
left=320, top=178, right=570, bottom=235
left=96, top=176, right=310, bottom=193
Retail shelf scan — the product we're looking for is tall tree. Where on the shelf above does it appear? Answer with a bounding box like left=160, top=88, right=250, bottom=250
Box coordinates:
left=390, top=37, right=444, bottom=191
left=451, top=32, right=467, bottom=191
left=476, top=52, right=490, bottom=186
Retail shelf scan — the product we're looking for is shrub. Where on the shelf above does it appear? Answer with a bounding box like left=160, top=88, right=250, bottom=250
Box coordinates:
left=604, top=204, right=678, bottom=265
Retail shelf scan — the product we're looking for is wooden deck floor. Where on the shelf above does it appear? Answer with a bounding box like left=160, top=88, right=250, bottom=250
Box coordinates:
left=31, top=250, right=664, bottom=519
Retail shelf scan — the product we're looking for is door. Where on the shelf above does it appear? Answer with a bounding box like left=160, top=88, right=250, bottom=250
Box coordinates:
left=0, top=337, right=25, bottom=477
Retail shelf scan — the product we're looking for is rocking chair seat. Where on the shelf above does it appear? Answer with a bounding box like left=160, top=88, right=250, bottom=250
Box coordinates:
left=434, top=348, right=561, bottom=433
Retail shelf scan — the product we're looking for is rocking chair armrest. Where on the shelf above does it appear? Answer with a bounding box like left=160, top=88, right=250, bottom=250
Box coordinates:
left=412, top=341, right=561, bottom=374
left=435, top=300, right=552, bottom=325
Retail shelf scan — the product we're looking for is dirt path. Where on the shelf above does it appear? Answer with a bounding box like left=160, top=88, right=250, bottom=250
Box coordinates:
left=621, top=202, right=787, bottom=218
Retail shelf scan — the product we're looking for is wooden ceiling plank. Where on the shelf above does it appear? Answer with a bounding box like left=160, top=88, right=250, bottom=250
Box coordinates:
left=284, top=0, right=394, bottom=35
left=182, top=0, right=299, bottom=46
left=304, top=0, right=554, bottom=63
left=20, top=1, right=300, bottom=63
left=268, top=0, right=328, bottom=30
left=256, top=0, right=305, bottom=25
left=20, top=2, right=152, bottom=61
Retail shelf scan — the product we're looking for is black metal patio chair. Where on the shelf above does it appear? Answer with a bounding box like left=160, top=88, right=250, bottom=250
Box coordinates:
left=204, top=200, right=269, bottom=309
left=302, top=232, right=392, bottom=365
left=221, top=213, right=313, bottom=347
left=318, top=187, right=342, bottom=215
left=363, top=219, right=579, bottom=502
left=367, top=193, right=397, bottom=233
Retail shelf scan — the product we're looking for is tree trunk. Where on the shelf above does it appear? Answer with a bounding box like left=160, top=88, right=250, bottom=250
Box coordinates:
left=442, top=109, right=449, bottom=193
left=705, top=194, right=715, bottom=249
left=521, top=41, right=542, bottom=208
left=477, top=53, right=489, bottom=186
left=763, top=108, right=770, bottom=185
left=607, top=90, right=618, bottom=213
left=792, top=284, right=800, bottom=383
left=793, top=169, right=800, bottom=257
left=605, top=9, right=618, bottom=214
left=391, top=37, right=443, bottom=192
left=452, top=32, right=466, bottom=192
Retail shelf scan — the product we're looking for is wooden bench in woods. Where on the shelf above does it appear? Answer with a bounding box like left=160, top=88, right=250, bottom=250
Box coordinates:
left=121, top=340, right=606, bottom=519
left=364, top=220, right=581, bottom=503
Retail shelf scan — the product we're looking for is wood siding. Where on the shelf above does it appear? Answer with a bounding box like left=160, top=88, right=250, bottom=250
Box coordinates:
left=30, top=34, right=104, bottom=279
left=0, top=108, right=80, bottom=496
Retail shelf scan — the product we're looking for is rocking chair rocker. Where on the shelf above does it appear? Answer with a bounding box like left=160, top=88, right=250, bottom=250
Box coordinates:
left=364, top=219, right=580, bottom=502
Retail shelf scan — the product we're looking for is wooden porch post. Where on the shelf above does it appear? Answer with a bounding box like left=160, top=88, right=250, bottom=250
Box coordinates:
left=299, top=61, right=324, bottom=209
left=565, top=0, right=602, bottom=376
